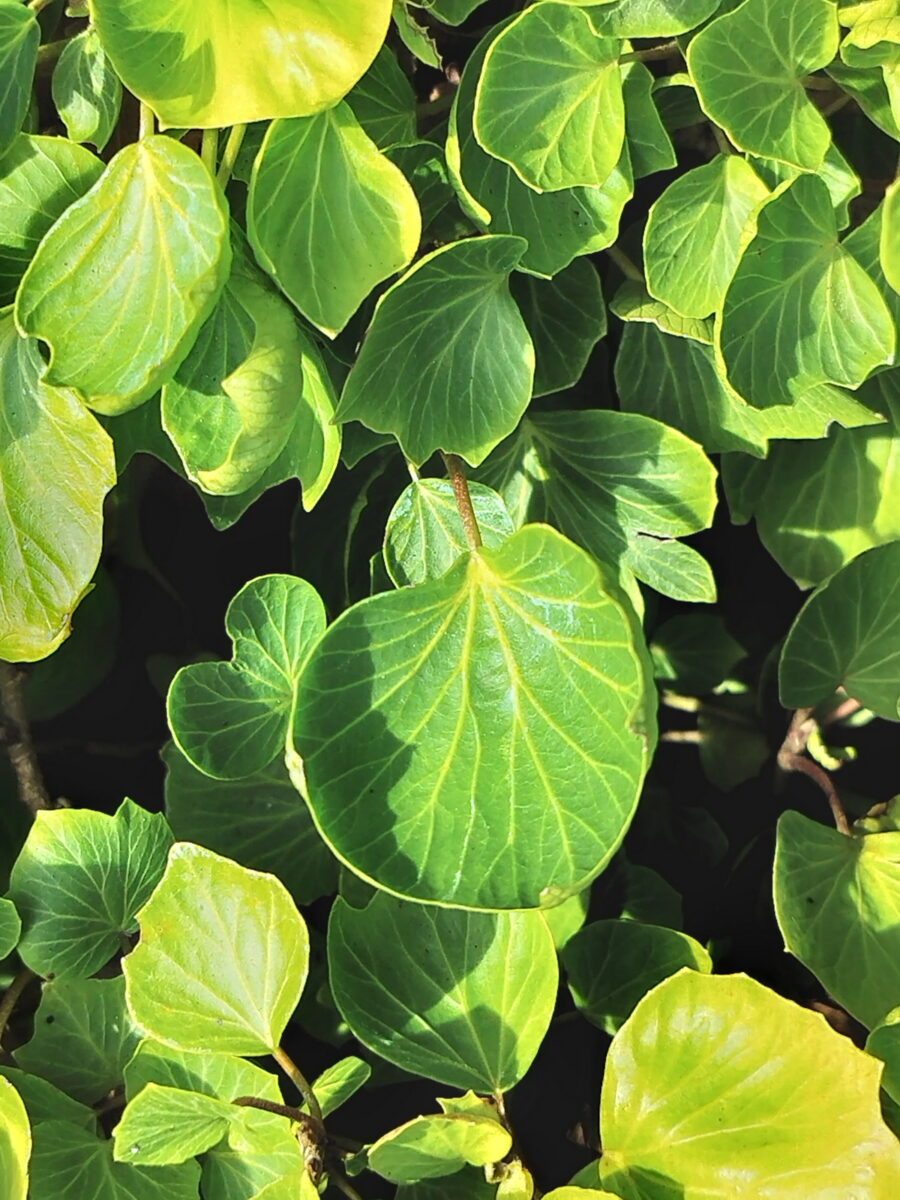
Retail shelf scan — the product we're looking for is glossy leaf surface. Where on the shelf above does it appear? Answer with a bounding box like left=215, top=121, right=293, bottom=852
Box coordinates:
left=52, top=28, right=122, bottom=151
left=0, top=0, right=38, bottom=156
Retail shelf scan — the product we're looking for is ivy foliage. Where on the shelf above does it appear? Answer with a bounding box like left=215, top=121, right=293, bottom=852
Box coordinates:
left=0, top=0, right=899, bottom=1197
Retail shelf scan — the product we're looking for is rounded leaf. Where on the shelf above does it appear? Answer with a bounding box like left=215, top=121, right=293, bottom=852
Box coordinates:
left=124, top=844, right=309, bottom=1056
left=52, top=28, right=122, bottom=151
left=328, top=892, right=557, bottom=1092
left=294, top=525, right=655, bottom=909
left=0, top=1076, right=29, bottom=1200
left=600, top=971, right=900, bottom=1197
left=0, top=895, right=20, bottom=958
left=368, top=1113, right=512, bottom=1183
left=90, top=0, right=392, bottom=129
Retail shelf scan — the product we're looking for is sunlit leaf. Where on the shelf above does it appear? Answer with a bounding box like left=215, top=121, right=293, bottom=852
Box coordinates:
left=621, top=61, right=676, bottom=179
left=15, top=976, right=138, bottom=1104
left=90, top=0, right=392, bottom=128
left=248, top=105, right=421, bottom=336
left=167, top=575, right=326, bottom=780
left=688, top=0, right=840, bottom=169
left=0, top=1076, right=29, bottom=1200
left=474, top=3, right=625, bottom=192
left=774, top=810, right=900, bottom=1029
left=15, top=136, right=230, bottom=414
left=328, top=892, right=557, bottom=1090
left=8, top=798, right=173, bottom=979
left=369, top=1113, right=512, bottom=1182
left=310, top=1056, right=371, bottom=1118
left=0, top=0, right=38, bottom=156
left=0, top=894, right=20, bottom=957
left=868, top=1009, right=900, bottom=1105
left=294, top=525, right=655, bottom=909
left=348, top=45, right=416, bottom=149
left=587, top=0, right=721, bottom=37
left=599, top=970, right=900, bottom=1197
left=124, top=844, right=309, bottom=1056
left=0, top=1066, right=96, bottom=1131
left=124, top=1039, right=282, bottom=1106
left=52, top=28, right=122, bottom=151
left=779, top=541, right=900, bottom=718
left=336, top=235, right=534, bottom=466
left=114, top=1083, right=244, bottom=1166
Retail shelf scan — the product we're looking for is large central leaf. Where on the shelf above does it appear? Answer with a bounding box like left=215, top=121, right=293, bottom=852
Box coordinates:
left=292, top=524, right=655, bottom=909
left=90, top=0, right=392, bottom=129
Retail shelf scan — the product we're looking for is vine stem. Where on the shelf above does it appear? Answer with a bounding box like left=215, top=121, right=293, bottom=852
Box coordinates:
left=0, top=663, right=51, bottom=814
left=777, top=707, right=851, bottom=836
left=604, top=244, right=644, bottom=282
left=201, top=128, right=220, bottom=176
left=28, top=0, right=55, bottom=12
left=711, top=125, right=733, bottom=156
left=0, top=968, right=36, bottom=1052
left=620, top=39, right=680, bottom=64
left=216, top=124, right=247, bottom=189
left=803, top=74, right=839, bottom=92
left=272, top=1045, right=324, bottom=1124
left=139, top=103, right=155, bottom=140
left=442, top=453, right=482, bottom=549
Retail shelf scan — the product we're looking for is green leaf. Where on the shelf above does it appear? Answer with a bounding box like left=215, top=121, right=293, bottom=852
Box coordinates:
left=651, top=613, right=745, bottom=693
left=542, top=890, right=589, bottom=950
left=114, top=1083, right=238, bottom=1166
left=618, top=862, right=683, bottom=929
left=52, top=28, right=122, bottom=151
left=477, top=411, right=718, bottom=603
left=609, top=280, right=713, bottom=343
left=90, top=0, right=392, bottom=128
left=248, top=105, right=421, bottom=336
left=16, top=136, right=230, bottom=414
left=644, top=155, right=768, bottom=318
left=827, top=54, right=900, bottom=136
left=616, top=322, right=886, bottom=458
left=386, top=140, right=456, bottom=230
left=368, top=1113, right=512, bottom=1182
left=717, top=175, right=895, bottom=406
left=774, top=810, right=900, bottom=1029
left=446, top=25, right=634, bottom=277
left=749, top=420, right=900, bottom=586
left=688, top=0, right=840, bottom=169
left=161, top=271, right=307, bottom=497
left=621, top=61, right=676, bottom=179
left=294, top=525, right=655, bottom=909
left=424, top=0, right=487, bottom=22
left=0, top=1066, right=96, bottom=1131
left=587, top=0, right=722, bottom=37
left=868, top=1009, right=900, bottom=1105
left=0, top=311, right=115, bottom=663
left=474, top=3, right=625, bottom=193
left=882, top=175, right=900, bottom=292
left=599, top=970, right=900, bottom=1198
left=0, top=134, right=104, bottom=305
left=8, top=798, right=173, bottom=979
left=779, top=541, right=900, bottom=718
left=124, top=1039, right=283, bottom=1106
left=336, top=235, right=534, bottom=466
left=384, top=478, right=514, bottom=588
left=0, top=0, right=38, bottom=156
left=510, top=260, right=606, bottom=397
left=124, top=844, right=309, bottom=1056
left=328, top=892, right=558, bottom=1090
left=752, top=140, right=862, bottom=230
left=562, top=919, right=713, bottom=1035
left=29, top=1120, right=200, bottom=1200
left=167, top=575, right=326, bottom=780
left=0, top=1075, right=29, bottom=1200
left=543, top=1191, right=618, bottom=1200
left=348, top=46, right=416, bottom=149
left=252, top=1172, right=318, bottom=1200
left=200, top=1113, right=304, bottom=1200
left=0, top=894, right=20, bottom=957
left=15, top=976, right=138, bottom=1104
left=310, top=1056, right=371, bottom=1118
left=397, top=1167, right=497, bottom=1200
left=163, top=744, right=337, bottom=907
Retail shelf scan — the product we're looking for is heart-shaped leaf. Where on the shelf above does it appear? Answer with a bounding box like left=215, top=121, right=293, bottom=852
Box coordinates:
left=368, top=1113, right=512, bottom=1182
left=124, top=844, right=309, bottom=1056
left=474, top=2, right=625, bottom=192
left=599, top=971, right=900, bottom=1197
left=90, top=0, right=392, bottom=129
left=8, top=798, right=173, bottom=979
left=775, top=809, right=900, bottom=1028
left=294, top=525, right=655, bottom=909
left=328, top=892, right=557, bottom=1090
left=779, top=541, right=900, bottom=718
left=16, top=136, right=230, bottom=414
left=336, top=235, right=534, bottom=466
left=248, top=105, right=421, bottom=336
left=168, top=575, right=326, bottom=780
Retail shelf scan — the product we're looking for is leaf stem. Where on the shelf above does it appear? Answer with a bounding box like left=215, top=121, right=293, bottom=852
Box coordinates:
left=803, top=74, right=838, bottom=92
left=272, top=1045, right=324, bottom=1124
left=216, top=124, right=247, bottom=189
left=36, top=39, right=68, bottom=69
left=776, top=708, right=851, bottom=836
left=0, top=663, right=51, bottom=814
left=711, top=125, right=733, bottom=156
left=442, top=453, right=482, bottom=549
left=330, top=1173, right=365, bottom=1200
left=604, top=244, right=644, bottom=283
left=620, top=39, right=680, bottom=64
left=139, top=103, right=155, bottom=140
left=28, top=0, right=55, bottom=12
left=201, top=128, right=219, bottom=176
left=0, top=967, right=36, bottom=1053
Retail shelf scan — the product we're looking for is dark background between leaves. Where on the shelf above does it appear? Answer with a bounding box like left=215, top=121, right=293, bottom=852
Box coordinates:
left=4, top=0, right=896, bottom=1194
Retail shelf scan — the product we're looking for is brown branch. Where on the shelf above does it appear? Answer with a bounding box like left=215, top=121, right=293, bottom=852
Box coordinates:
left=442, top=453, right=482, bottom=550
left=0, top=663, right=51, bottom=813
left=777, top=708, right=851, bottom=835
left=0, top=967, right=36, bottom=1054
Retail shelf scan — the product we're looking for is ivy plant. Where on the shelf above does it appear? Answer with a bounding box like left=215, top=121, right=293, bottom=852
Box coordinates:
left=1, top=0, right=899, bottom=1197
